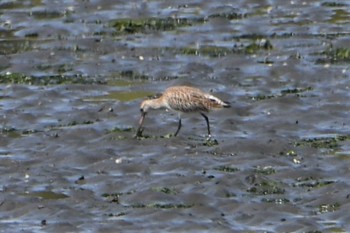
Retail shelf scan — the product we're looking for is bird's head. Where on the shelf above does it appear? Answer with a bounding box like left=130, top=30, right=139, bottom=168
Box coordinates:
left=140, top=99, right=152, bottom=114
left=136, top=98, right=163, bottom=137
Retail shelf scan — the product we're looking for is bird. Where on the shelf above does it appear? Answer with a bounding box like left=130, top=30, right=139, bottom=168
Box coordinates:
left=135, top=86, right=230, bottom=137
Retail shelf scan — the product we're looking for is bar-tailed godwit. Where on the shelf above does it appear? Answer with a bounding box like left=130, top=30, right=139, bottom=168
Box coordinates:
left=136, top=86, right=230, bottom=137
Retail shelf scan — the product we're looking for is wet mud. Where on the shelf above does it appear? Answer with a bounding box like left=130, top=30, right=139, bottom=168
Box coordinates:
left=1, top=0, right=350, bottom=232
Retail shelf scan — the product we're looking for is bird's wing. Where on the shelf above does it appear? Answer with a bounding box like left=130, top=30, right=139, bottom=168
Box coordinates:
left=167, top=92, right=209, bottom=113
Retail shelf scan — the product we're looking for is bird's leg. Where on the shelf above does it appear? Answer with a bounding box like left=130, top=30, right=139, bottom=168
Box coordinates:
left=174, top=117, right=182, bottom=137
left=135, top=112, right=146, bottom=137
left=200, top=113, right=211, bottom=138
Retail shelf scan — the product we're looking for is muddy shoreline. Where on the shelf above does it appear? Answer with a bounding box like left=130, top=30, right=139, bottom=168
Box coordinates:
left=1, top=1, right=350, bottom=232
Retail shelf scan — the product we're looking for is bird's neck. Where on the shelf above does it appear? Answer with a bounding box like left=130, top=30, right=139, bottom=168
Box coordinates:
left=149, top=98, right=165, bottom=110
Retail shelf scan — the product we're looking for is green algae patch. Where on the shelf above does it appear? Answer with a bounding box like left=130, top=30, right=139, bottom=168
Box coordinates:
left=114, top=70, right=181, bottom=82
left=328, top=9, right=350, bottom=24
left=208, top=11, right=246, bottom=20
left=252, top=86, right=313, bottom=101
left=53, top=120, right=95, bottom=128
left=0, top=70, right=178, bottom=85
left=67, top=120, right=94, bottom=126
left=177, top=39, right=273, bottom=57
left=0, top=39, right=33, bottom=55
left=102, top=193, right=120, bottom=203
left=107, top=78, right=145, bottom=87
left=318, top=47, right=350, bottom=63
left=254, top=166, right=276, bottom=175
left=247, top=179, right=285, bottom=195
left=22, top=129, right=42, bottom=135
left=134, top=133, right=175, bottom=140
left=296, top=135, right=350, bottom=150
left=0, top=73, right=32, bottom=84
left=0, top=1, right=24, bottom=9
left=244, top=39, right=273, bottom=54
left=110, top=17, right=196, bottom=34
left=108, top=127, right=133, bottom=133
left=106, top=212, right=126, bottom=217
left=297, top=137, right=339, bottom=149
left=115, top=70, right=151, bottom=80
left=279, top=150, right=297, bottom=157
left=321, top=2, right=348, bottom=7
left=251, top=6, right=274, bottom=17
left=334, top=151, right=350, bottom=160
left=108, top=126, right=133, bottom=140
left=1, top=130, right=22, bottom=138
left=318, top=202, right=341, bottom=213
left=261, top=198, right=290, bottom=204
left=94, top=91, right=153, bottom=102
left=0, top=73, right=104, bottom=85
left=214, top=166, right=239, bottom=173
left=1, top=127, right=41, bottom=138
left=203, top=138, right=219, bottom=147
left=293, top=177, right=335, bottom=189
left=333, top=48, right=350, bottom=61
left=180, top=46, right=231, bottom=58
left=280, top=87, right=313, bottom=95
left=328, top=48, right=350, bottom=62
left=152, top=187, right=178, bottom=195
left=129, top=203, right=194, bottom=209
left=251, top=94, right=276, bottom=101
left=102, top=191, right=135, bottom=203
left=110, top=13, right=247, bottom=35
left=149, top=203, right=193, bottom=209
left=30, top=10, right=64, bottom=20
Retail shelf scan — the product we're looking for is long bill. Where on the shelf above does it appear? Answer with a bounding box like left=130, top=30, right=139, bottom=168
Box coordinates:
left=135, top=112, right=146, bottom=137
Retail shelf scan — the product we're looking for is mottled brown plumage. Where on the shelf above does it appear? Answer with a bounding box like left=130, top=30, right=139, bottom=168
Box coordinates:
left=136, top=86, right=230, bottom=137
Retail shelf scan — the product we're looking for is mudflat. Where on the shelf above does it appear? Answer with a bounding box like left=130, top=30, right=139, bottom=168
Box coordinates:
left=1, top=1, right=350, bottom=232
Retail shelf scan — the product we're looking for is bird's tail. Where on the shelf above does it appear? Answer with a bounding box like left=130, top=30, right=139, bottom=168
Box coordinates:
left=223, top=101, right=231, bottom=108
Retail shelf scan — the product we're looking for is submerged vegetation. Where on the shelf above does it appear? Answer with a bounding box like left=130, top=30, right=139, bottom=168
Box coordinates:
left=254, top=166, right=276, bottom=175
left=247, top=179, right=285, bottom=195
left=110, top=17, right=197, bottom=34
left=293, top=177, right=335, bottom=189
left=175, top=38, right=273, bottom=57
left=320, top=47, right=350, bottom=63
left=129, top=203, right=194, bottom=209
left=214, top=166, right=240, bottom=173
left=321, top=2, right=348, bottom=7
left=296, top=135, right=350, bottom=150
left=1, top=127, right=41, bottom=137
left=0, top=71, right=177, bottom=85
left=152, top=186, right=178, bottom=195
left=110, top=11, right=246, bottom=35
left=0, top=72, right=102, bottom=85
left=251, top=87, right=313, bottom=101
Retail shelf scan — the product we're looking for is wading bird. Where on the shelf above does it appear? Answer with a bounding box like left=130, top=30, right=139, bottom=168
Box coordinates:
left=136, top=86, right=230, bottom=137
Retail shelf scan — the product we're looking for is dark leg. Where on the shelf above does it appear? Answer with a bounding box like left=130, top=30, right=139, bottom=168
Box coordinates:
left=174, top=118, right=182, bottom=136
left=200, top=113, right=211, bottom=136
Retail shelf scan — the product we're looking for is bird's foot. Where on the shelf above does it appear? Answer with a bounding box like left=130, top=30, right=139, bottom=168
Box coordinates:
left=161, top=133, right=174, bottom=139
left=204, top=135, right=219, bottom=146
left=134, top=127, right=144, bottom=138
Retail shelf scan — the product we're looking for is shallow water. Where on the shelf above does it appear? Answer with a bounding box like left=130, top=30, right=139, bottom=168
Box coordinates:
left=1, top=0, right=350, bottom=232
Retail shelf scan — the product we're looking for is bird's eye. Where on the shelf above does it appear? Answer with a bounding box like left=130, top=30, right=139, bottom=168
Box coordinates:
left=140, top=108, right=144, bottom=112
